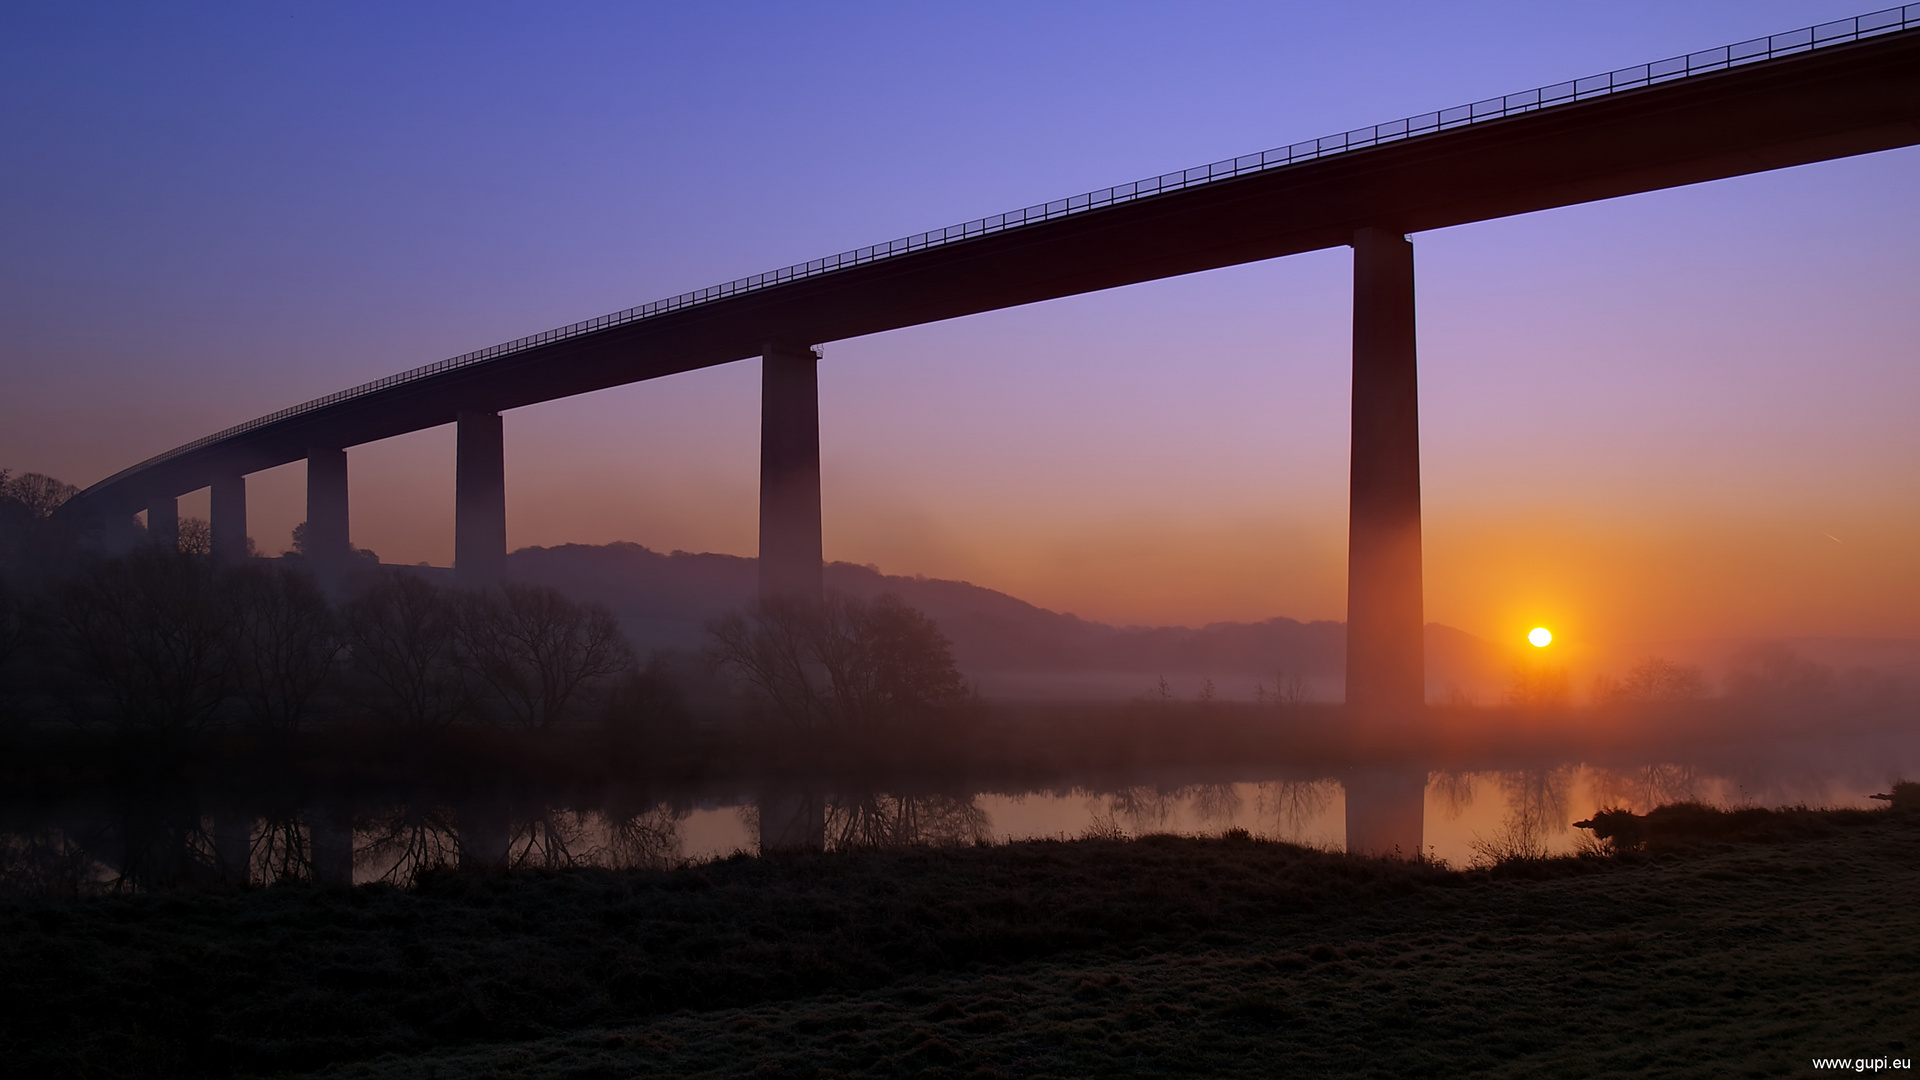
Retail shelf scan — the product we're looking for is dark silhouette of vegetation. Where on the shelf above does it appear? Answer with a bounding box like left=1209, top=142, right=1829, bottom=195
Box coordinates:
left=223, top=561, right=339, bottom=730
left=0, top=471, right=646, bottom=742
left=1573, top=798, right=1884, bottom=852
left=1592, top=656, right=1707, bottom=704
left=0, top=469, right=79, bottom=523
left=341, top=571, right=473, bottom=727
left=462, top=582, right=633, bottom=728
left=1504, top=657, right=1570, bottom=707
left=49, top=548, right=236, bottom=732
left=708, top=591, right=970, bottom=729
left=0, top=470, right=81, bottom=579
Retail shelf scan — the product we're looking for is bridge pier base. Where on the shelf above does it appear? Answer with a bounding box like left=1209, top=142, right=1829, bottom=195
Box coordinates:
left=306, top=447, right=351, bottom=585
left=1345, top=227, right=1425, bottom=727
left=455, top=410, right=507, bottom=588
left=211, top=473, right=248, bottom=563
left=147, top=493, right=179, bottom=552
left=759, top=343, right=824, bottom=601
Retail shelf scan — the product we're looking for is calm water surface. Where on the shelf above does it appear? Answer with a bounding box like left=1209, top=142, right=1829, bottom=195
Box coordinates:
left=4, top=728, right=1914, bottom=895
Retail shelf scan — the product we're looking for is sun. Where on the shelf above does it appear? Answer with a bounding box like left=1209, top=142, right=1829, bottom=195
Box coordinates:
left=1528, top=627, right=1553, bottom=648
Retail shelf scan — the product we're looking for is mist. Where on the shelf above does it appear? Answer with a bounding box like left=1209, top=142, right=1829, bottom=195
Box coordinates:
left=6, top=1, right=1920, bottom=1073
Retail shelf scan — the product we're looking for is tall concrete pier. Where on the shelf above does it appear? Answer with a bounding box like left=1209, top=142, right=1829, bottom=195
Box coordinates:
left=455, top=409, right=507, bottom=586
left=758, top=343, right=824, bottom=600
left=210, top=473, right=248, bottom=563
left=305, top=447, right=351, bottom=583
left=1345, top=228, right=1425, bottom=723
left=146, top=492, right=179, bottom=552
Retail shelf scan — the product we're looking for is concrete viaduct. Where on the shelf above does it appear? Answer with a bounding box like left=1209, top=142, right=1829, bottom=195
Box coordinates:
left=63, top=9, right=1920, bottom=724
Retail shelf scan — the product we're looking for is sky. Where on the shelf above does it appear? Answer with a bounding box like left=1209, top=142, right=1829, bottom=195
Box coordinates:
left=2, top=1, right=1916, bottom=658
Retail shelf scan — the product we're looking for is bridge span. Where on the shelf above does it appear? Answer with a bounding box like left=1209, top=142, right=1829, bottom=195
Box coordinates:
left=66, top=8, right=1920, bottom=720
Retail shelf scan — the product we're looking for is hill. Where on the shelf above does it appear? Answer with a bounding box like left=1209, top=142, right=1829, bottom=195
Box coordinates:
left=504, top=542, right=1515, bottom=702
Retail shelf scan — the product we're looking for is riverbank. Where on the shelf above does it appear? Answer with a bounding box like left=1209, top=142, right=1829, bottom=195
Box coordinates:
left=2, top=804, right=1913, bottom=1078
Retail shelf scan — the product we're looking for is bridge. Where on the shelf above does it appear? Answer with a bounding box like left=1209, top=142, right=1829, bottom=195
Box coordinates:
left=64, top=7, right=1920, bottom=723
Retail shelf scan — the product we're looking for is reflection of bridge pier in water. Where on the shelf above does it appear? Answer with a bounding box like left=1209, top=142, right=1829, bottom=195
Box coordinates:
left=212, top=812, right=252, bottom=884
left=756, top=788, right=825, bottom=855
left=456, top=799, right=512, bottom=870
left=307, top=808, right=355, bottom=886
left=1343, top=767, right=1427, bottom=859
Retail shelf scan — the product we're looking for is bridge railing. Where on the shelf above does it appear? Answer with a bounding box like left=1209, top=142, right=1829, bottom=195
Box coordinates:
left=94, top=4, right=1920, bottom=496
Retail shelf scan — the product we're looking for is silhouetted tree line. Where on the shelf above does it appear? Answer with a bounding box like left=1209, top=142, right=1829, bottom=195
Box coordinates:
left=707, top=592, right=973, bottom=729
left=0, top=470, right=84, bottom=581
left=0, top=549, right=645, bottom=735
left=0, top=468, right=979, bottom=748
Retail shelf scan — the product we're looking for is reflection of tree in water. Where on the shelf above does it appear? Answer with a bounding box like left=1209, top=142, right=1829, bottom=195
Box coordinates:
left=114, top=807, right=218, bottom=891
left=1430, top=773, right=1475, bottom=821
left=1087, top=786, right=1177, bottom=836
left=601, top=804, right=687, bottom=870
left=1187, top=783, right=1243, bottom=826
left=1591, top=764, right=1699, bottom=812
left=1504, top=768, right=1575, bottom=834
left=1471, top=767, right=1577, bottom=864
left=0, top=825, right=110, bottom=898
left=211, top=800, right=689, bottom=886
left=357, top=803, right=459, bottom=886
left=251, top=814, right=312, bottom=886
left=511, top=808, right=595, bottom=869
left=1253, top=780, right=1337, bottom=841
left=826, top=792, right=989, bottom=850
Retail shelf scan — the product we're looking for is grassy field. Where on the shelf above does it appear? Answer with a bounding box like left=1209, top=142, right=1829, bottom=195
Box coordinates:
left=3, top=806, right=1916, bottom=1078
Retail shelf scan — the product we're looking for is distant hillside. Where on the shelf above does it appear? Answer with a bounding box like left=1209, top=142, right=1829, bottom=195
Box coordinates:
left=505, top=542, right=1515, bottom=702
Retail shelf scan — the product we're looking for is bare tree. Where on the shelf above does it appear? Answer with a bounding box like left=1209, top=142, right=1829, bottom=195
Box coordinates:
left=707, top=594, right=829, bottom=727
left=602, top=802, right=686, bottom=870
left=1255, top=669, right=1312, bottom=710
left=341, top=571, right=471, bottom=727
left=0, top=471, right=80, bottom=574
left=2, top=472, right=79, bottom=520
left=1505, top=661, right=1570, bottom=707
left=459, top=584, right=633, bottom=729
left=602, top=653, right=689, bottom=740
left=1188, top=782, right=1243, bottom=825
left=826, top=791, right=989, bottom=849
left=1592, top=656, right=1706, bottom=704
left=708, top=592, right=968, bottom=729
left=176, top=517, right=213, bottom=557
left=225, top=563, right=341, bottom=730
left=811, top=592, right=967, bottom=726
left=49, top=549, right=234, bottom=731
left=1256, top=778, right=1338, bottom=840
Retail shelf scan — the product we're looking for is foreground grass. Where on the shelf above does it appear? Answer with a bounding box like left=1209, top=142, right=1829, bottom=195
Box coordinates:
left=5, top=809, right=1917, bottom=1078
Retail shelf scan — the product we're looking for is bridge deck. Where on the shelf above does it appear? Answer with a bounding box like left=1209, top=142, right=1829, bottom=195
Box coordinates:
left=74, top=13, right=1920, bottom=511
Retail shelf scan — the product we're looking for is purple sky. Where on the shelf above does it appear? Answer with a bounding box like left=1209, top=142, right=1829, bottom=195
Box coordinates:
left=3, top=1, right=1916, bottom=655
